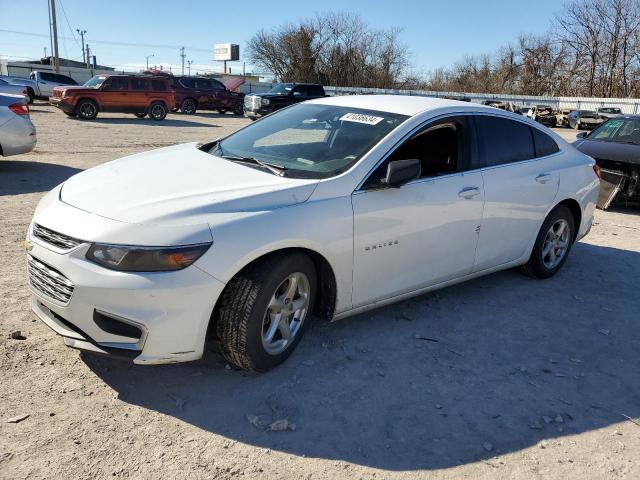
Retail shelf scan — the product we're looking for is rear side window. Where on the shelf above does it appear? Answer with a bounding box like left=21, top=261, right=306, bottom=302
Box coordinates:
left=531, top=128, right=559, bottom=157
left=476, top=116, right=535, bottom=166
left=308, top=85, right=324, bottom=96
left=151, top=79, right=167, bottom=91
left=195, top=78, right=213, bottom=89
left=131, top=78, right=150, bottom=90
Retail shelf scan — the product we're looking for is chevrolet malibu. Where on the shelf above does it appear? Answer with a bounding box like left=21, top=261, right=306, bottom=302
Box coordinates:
left=27, top=95, right=599, bottom=371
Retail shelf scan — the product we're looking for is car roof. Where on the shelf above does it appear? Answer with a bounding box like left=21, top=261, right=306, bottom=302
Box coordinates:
left=307, top=94, right=501, bottom=116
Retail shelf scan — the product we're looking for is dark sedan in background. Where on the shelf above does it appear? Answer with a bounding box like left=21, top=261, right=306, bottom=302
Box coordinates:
left=575, top=116, right=640, bottom=209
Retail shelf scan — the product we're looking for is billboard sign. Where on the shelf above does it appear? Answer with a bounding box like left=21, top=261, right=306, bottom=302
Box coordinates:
left=214, top=43, right=240, bottom=61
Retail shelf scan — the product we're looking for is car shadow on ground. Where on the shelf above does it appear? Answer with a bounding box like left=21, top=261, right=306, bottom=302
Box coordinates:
left=73, top=117, right=216, bottom=128
left=0, top=160, right=82, bottom=196
left=83, top=242, right=640, bottom=471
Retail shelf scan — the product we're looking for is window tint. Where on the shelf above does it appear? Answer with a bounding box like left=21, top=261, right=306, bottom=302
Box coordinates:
left=476, top=116, right=535, bottom=166
left=307, top=85, right=324, bottom=96
left=589, top=119, right=640, bottom=145
left=365, top=116, right=470, bottom=188
left=292, top=85, right=307, bottom=96
left=211, top=79, right=226, bottom=90
left=56, top=74, right=76, bottom=85
left=40, top=72, right=56, bottom=81
left=151, top=79, right=167, bottom=91
left=130, top=78, right=150, bottom=90
left=103, top=77, right=128, bottom=91
left=531, top=128, right=559, bottom=157
left=179, top=78, right=196, bottom=89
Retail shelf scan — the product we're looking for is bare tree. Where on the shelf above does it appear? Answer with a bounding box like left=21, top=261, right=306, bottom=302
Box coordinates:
left=247, top=12, right=412, bottom=88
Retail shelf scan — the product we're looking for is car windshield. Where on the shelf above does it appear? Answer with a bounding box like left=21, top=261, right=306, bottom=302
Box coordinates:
left=599, top=108, right=622, bottom=114
left=83, top=76, right=107, bottom=88
left=588, top=118, right=640, bottom=144
left=214, top=104, right=408, bottom=179
left=266, top=83, right=293, bottom=95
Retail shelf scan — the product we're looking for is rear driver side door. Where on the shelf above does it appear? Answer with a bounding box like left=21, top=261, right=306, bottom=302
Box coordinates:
left=351, top=115, right=485, bottom=307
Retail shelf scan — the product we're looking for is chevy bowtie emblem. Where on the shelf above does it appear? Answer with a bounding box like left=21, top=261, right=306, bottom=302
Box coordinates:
left=24, top=240, right=34, bottom=252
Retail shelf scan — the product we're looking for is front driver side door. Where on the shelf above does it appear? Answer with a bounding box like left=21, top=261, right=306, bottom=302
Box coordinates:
left=351, top=115, right=485, bottom=307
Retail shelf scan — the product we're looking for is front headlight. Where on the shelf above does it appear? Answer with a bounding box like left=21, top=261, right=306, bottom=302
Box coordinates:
left=86, top=243, right=212, bottom=272
left=261, top=98, right=270, bottom=106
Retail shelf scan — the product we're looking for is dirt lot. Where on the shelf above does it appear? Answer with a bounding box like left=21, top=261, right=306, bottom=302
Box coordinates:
left=1, top=104, right=639, bottom=480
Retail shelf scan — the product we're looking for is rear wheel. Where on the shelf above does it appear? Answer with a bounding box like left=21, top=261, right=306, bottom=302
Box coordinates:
left=76, top=99, right=98, bottom=120
left=148, top=102, right=168, bottom=121
left=180, top=98, right=197, bottom=115
left=26, top=89, right=35, bottom=104
left=216, top=253, right=316, bottom=371
left=521, top=206, right=575, bottom=279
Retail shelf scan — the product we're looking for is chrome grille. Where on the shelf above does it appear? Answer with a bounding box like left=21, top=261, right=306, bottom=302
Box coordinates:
left=244, top=95, right=261, bottom=110
left=33, top=224, right=82, bottom=250
left=27, top=256, right=74, bottom=304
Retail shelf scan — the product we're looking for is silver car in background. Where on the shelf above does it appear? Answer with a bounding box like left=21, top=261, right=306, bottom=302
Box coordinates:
left=0, top=94, right=37, bottom=157
left=0, top=78, right=29, bottom=98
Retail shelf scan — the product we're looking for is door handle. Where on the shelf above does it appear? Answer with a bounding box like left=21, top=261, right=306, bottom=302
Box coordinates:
left=536, top=173, right=552, bottom=184
left=458, top=186, right=481, bottom=199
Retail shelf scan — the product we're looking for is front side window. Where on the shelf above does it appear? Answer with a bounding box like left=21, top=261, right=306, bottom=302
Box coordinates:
left=151, top=79, right=167, bottom=91
left=40, top=72, right=56, bottom=81
left=103, top=77, right=128, bottom=91
left=364, top=116, right=470, bottom=188
left=212, top=80, right=226, bottom=90
left=179, top=78, right=196, bottom=89
left=195, top=78, right=212, bottom=89
left=214, top=104, right=407, bottom=179
left=476, top=115, right=535, bottom=166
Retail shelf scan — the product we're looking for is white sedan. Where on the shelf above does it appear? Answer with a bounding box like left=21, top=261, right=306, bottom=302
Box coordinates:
left=27, top=95, right=599, bottom=370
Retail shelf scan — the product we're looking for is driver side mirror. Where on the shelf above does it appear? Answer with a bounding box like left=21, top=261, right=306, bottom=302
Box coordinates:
left=576, top=131, right=589, bottom=140
left=292, top=91, right=302, bottom=97
left=383, top=159, right=421, bottom=188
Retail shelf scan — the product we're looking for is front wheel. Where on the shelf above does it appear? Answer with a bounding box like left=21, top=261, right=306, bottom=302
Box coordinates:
left=521, top=205, right=575, bottom=279
left=148, top=102, right=168, bottom=121
left=216, top=253, right=317, bottom=371
left=233, top=102, right=244, bottom=115
left=76, top=99, right=98, bottom=120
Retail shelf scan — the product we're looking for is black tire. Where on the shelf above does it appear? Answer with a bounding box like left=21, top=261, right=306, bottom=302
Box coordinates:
left=521, top=205, right=575, bottom=279
left=249, top=117, right=258, bottom=121
left=233, top=102, right=244, bottom=115
left=148, top=102, right=168, bottom=121
left=180, top=98, right=197, bottom=115
left=573, top=121, right=580, bottom=130
left=64, top=112, right=76, bottom=117
left=134, top=112, right=146, bottom=118
left=217, top=108, right=227, bottom=114
left=26, top=89, right=35, bottom=104
left=76, top=99, right=98, bottom=120
left=216, top=253, right=317, bottom=372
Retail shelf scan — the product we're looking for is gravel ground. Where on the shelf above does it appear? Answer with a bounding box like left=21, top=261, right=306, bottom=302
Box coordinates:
left=1, top=104, right=639, bottom=480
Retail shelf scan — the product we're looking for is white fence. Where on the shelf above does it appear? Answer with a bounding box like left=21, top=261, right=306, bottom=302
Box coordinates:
left=324, top=86, right=640, bottom=114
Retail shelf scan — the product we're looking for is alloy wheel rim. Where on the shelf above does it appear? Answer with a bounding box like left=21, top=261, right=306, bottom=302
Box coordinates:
left=151, top=105, right=164, bottom=118
left=184, top=101, right=195, bottom=113
left=80, top=103, right=95, bottom=118
left=261, top=272, right=310, bottom=355
left=542, top=219, right=570, bottom=269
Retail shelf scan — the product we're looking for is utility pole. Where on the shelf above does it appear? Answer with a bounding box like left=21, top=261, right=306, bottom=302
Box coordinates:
left=85, top=44, right=90, bottom=70
left=180, top=47, right=186, bottom=75
left=49, top=0, right=60, bottom=72
left=146, top=54, right=154, bottom=70
left=76, top=29, right=87, bottom=64
left=187, top=60, right=193, bottom=76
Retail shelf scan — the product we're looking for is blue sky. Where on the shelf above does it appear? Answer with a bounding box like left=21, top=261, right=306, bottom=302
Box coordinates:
left=1, top=0, right=563, bottom=76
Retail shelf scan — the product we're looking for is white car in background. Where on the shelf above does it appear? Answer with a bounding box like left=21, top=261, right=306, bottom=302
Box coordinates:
left=26, top=96, right=599, bottom=370
left=0, top=94, right=36, bottom=157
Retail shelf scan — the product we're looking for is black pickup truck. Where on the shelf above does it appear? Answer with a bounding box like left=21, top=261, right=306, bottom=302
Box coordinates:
left=243, top=83, right=326, bottom=120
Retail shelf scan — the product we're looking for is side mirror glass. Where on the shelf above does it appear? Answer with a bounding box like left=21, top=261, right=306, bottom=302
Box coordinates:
left=576, top=131, right=588, bottom=140
left=384, top=159, right=421, bottom=188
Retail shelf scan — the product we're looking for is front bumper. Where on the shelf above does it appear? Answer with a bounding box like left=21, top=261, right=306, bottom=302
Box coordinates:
left=49, top=97, right=76, bottom=114
left=27, top=225, right=225, bottom=364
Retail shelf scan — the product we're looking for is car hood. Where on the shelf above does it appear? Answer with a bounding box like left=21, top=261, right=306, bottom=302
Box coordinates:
left=60, top=143, right=318, bottom=225
left=574, top=139, right=640, bottom=165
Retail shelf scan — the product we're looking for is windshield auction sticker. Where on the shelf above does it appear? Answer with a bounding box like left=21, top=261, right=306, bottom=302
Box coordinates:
left=340, top=113, right=384, bottom=125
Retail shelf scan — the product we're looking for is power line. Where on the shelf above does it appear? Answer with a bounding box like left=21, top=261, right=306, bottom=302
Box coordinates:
left=0, top=29, right=212, bottom=53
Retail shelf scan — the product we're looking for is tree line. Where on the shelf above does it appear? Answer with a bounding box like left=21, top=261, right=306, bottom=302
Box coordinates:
left=247, top=0, right=640, bottom=98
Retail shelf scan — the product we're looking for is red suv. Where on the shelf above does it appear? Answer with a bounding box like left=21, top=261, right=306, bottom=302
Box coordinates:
left=171, top=77, right=244, bottom=115
left=50, top=75, right=174, bottom=121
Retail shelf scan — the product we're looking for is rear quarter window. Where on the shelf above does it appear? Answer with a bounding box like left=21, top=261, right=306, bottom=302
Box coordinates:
left=476, top=115, right=535, bottom=166
left=531, top=128, right=560, bottom=157
left=151, top=79, right=167, bottom=91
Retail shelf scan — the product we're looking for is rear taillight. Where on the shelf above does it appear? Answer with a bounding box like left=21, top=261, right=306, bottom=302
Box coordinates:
left=593, top=164, right=602, bottom=179
left=9, top=103, right=29, bottom=115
